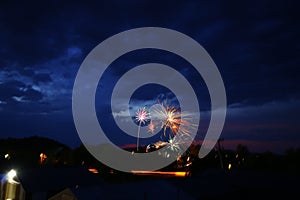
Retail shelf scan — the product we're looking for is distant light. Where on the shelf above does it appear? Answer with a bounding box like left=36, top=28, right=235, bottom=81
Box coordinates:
left=5, top=154, right=9, bottom=159
left=228, top=163, right=232, bottom=170
left=40, top=153, right=47, bottom=164
left=185, top=162, right=192, bottom=167
left=131, top=170, right=188, bottom=177
left=174, top=172, right=187, bottom=177
left=7, top=169, right=17, bottom=181
left=88, top=168, right=99, bottom=174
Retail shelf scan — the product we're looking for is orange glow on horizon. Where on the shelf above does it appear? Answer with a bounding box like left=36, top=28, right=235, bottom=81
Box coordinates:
left=131, top=170, right=188, bottom=177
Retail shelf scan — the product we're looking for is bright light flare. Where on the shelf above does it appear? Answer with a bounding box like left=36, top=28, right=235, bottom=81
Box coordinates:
left=40, top=153, right=47, bottom=164
left=7, top=169, right=17, bottom=182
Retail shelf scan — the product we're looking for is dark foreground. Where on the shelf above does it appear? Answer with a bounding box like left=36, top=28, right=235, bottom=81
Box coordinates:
left=4, top=167, right=298, bottom=200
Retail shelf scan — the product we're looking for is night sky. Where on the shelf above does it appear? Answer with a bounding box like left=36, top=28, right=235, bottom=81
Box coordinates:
left=0, top=0, right=299, bottom=153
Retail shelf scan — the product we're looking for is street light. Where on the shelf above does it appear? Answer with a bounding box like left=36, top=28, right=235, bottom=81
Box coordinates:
left=5, top=169, right=21, bottom=200
left=7, top=169, right=17, bottom=182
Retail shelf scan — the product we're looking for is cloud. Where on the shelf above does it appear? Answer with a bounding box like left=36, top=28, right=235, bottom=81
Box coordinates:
left=0, top=80, right=43, bottom=103
left=221, top=99, right=300, bottom=142
left=33, top=73, right=52, bottom=83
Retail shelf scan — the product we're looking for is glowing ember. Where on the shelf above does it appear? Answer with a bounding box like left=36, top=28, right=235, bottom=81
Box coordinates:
left=88, top=168, right=99, bottom=174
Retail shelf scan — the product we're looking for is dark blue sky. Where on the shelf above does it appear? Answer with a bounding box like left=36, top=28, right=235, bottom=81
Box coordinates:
left=0, top=0, right=299, bottom=153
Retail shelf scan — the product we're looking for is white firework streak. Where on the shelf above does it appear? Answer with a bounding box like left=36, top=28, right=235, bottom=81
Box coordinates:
left=168, top=133, right=192, bottom=152
left=135, top=107, right=150, bottom=124
left=155, top=133, right=193, bottom=158
left=135, top=107, right=150, bottom=151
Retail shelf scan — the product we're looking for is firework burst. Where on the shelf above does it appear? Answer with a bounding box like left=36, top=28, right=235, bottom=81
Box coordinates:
left=135, top=107, right=150, bottom=151
left=168, top=133, right=192, bottom=152
left=135, top=107, right=150, bottom=125
left=154, top=133, right=192, bottom=158
left=150, top=103, right=196, bottom=137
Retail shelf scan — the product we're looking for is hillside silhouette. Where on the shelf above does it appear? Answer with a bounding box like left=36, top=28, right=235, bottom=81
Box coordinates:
left=1, top=136, right=299, bottom=175
left=0, top=136, right=70, bottom=171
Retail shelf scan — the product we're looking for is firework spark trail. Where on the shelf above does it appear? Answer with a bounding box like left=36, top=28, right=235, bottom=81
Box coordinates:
left=135, top=107, right=150, bottom=151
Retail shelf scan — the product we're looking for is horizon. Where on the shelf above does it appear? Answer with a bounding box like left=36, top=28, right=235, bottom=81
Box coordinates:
left=1, top=135, right=297, bottom=155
